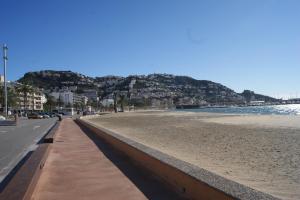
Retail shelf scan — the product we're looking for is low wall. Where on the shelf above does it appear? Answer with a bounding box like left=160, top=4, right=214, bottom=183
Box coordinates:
left=77, top=119, right=280, bottom=200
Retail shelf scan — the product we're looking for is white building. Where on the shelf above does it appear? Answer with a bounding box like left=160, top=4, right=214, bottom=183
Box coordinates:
left=83, top=89, right=98, bottom=101
left=0, top=75, right=4, bottom=83
left=249, top=100, right=265, bottom=106
left=18, top=91, right=45, bottom=111
left=50, top=91, right=87, bottom=106
left=101, top=98, right=114, bottom=107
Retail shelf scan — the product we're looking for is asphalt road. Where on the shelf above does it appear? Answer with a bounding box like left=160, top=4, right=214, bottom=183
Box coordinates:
left=0, top=118, right=57, bottom=183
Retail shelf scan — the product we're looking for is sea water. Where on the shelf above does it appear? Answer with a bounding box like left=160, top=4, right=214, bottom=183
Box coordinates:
left=177, top=104, right=300, bottom=115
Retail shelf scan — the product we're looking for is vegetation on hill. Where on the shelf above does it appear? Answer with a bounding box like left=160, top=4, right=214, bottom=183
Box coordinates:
left=18, top=70, right=279, bottom=107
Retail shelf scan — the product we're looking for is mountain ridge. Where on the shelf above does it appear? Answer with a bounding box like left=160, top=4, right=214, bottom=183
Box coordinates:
left=18, top=70, right=279, bottom=106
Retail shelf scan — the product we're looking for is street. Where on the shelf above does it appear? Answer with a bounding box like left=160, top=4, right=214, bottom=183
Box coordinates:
left=0, top=118, right=57, bottom=183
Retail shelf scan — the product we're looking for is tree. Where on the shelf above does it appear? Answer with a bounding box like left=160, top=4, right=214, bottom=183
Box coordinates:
left=90, top=100, right=98, bottom=110
left=0, top=83, right=3, bottom=108
left=44, top=94, right=56, bottom=111
left=7, top=87, right=18, bottom=109
left=0, top=84, right=17, bottom=110
left=118, top=94, right=126, bottom=112
left=66, top=103, right=72, bottom=108
left=74, top=102, right=80, bottom=110
left=113, top=92, right=118, bottom=113
left=86, top=99, right=92, bottom=107
left=57, top=96, right=63, bottom=108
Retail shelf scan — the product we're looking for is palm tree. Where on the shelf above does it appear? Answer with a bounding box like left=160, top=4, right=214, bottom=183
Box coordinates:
left=74, top=102, right=80, bottom=111
left=0, top=84, right=18, bottom=112
left=0, top=83, right=3, bottom=109
left=113, top=92, right=118, bottom=113
left=57, top=96, right=63, bottom=108
left=119, top=94, right=126, bottom=112
left=44, top=94, right=56, bottom=112
left=7, top=87, right=18, bottom=109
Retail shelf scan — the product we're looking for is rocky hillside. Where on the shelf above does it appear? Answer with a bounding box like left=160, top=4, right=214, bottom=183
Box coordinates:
left=241, top=90, right=278, bottom=103
left=18, top=70, right=278, bottom=106
left=19, top=70, right=95, bottom=89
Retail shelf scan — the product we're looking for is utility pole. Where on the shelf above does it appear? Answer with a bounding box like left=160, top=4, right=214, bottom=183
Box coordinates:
left=3, top=44, right=8, bottom=117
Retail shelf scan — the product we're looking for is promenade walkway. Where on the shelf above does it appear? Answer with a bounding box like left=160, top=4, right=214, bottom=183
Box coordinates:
left=30, top=118, right=182, bottom=200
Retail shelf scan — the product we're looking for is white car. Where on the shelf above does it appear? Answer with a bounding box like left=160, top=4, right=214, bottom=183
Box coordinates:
left=0, top=115, right=6, bottom=121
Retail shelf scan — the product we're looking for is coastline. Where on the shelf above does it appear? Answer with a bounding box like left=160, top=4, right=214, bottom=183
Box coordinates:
left=86, top=111, right=300, bottom=200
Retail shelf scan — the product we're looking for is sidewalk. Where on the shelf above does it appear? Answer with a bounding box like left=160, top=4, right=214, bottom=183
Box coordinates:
left=30, top=118, right=182, bottom=200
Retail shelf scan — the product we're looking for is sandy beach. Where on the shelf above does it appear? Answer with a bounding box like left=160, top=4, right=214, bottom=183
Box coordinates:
left=86, top=111, right=300, bottom=200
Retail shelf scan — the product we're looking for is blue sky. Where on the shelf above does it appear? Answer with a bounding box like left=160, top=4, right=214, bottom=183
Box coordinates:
left=1, top=0, right=300, bottom=98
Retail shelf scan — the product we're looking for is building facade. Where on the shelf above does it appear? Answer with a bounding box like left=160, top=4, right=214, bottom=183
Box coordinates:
left=18, top=91, right=45, bottom=111
left=50, top=91, right=87, bottom=106
left=82, top=89, right=98, bottom=101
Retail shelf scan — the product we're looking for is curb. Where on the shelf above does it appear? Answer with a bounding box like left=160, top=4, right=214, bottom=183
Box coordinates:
left=0, top=120, right=57, bottom=184
left=0, top=121, right=16, bottom=126
left=0, top=121, right=60, bottom=200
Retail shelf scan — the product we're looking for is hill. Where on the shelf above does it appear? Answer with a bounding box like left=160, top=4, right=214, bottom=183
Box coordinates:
left=18, top=70, right=278, bottom=107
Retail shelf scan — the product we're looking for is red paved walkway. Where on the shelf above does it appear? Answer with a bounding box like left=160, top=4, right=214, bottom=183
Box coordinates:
left=31, top=118, right=149, bottom=200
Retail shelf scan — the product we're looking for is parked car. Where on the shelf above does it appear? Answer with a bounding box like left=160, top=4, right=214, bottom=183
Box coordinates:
left=49, top=112, right=57, bottom=118
left=58, top=111, right=65, bottom=115
left=39, top=112, right=50, bottom=118
left=0, top=115, right=6, bottom=121
left=28, top=113, right=43, bottom=119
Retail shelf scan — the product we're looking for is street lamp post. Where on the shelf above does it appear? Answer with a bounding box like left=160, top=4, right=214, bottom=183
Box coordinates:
left=3, top=44, right=8, bottom=117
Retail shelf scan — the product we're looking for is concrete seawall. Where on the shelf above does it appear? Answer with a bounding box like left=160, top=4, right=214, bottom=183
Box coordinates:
left=77, top=118, right=280, bottom=200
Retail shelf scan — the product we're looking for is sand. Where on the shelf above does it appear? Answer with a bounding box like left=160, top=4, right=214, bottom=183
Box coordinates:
left=202, top=114, right=300, bottom=129
left=86, top=111, right=300, bottom=200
